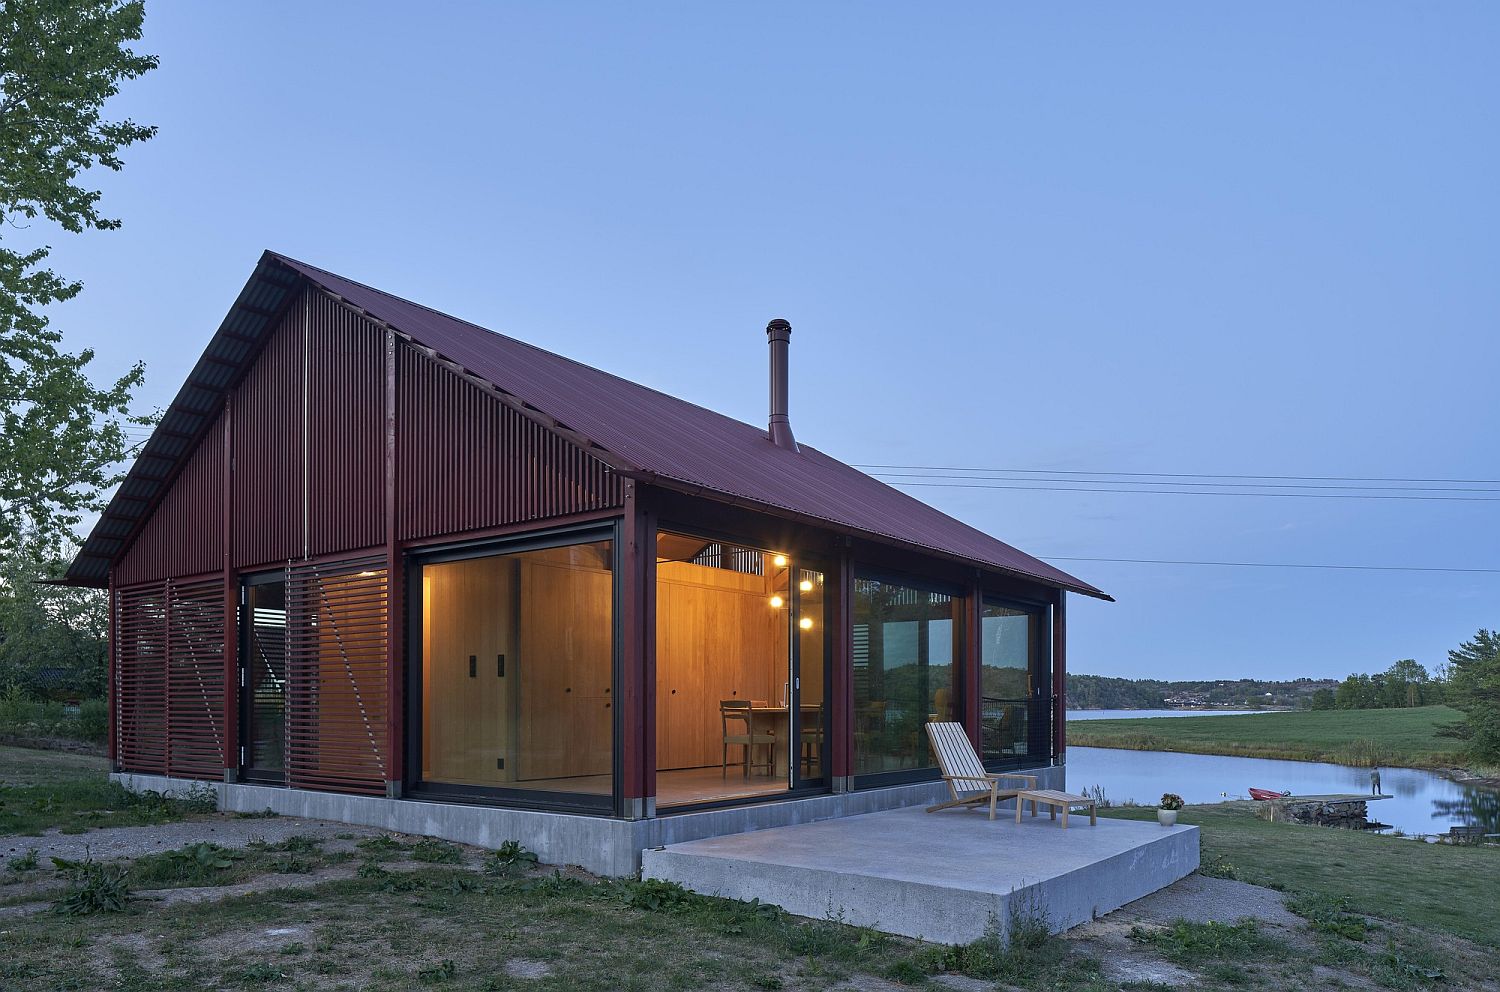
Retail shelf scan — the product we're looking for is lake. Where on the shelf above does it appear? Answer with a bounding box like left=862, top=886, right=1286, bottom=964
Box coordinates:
left=1068, top=709, right=1273, bottom=721
left=1066, top=745, right=1497, bottom=838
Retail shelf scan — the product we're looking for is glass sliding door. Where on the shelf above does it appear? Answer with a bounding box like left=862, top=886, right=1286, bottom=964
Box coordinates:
left=241, top=574, right=288, bottom=782
left=980, top=599, right=1050, bottom=765
left=417, top=535, right=614, bottom=807
left=852, top=575, right=959, bottom=780
left=653, top=531, right=828, bottom=807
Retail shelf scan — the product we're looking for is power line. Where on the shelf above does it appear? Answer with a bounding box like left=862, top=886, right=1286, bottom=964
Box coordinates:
left=853, top=464, right=1500, bottom=485
left=870, top=472, right=1500, bottom=495
left=882, top=480, right=1500, bottom=502
left=1041, top=555, right=1500, bottom=575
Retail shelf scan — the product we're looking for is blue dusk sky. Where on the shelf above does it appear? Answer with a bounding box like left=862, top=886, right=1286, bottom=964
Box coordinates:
left=38, top=3, right=1499, bottom=682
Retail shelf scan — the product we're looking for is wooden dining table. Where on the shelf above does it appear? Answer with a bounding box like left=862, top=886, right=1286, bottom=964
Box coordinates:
left=746, top=703, right=823, bottom=776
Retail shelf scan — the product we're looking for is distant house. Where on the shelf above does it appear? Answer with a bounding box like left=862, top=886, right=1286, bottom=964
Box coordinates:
left=67, top=252, right=1108, bottom=872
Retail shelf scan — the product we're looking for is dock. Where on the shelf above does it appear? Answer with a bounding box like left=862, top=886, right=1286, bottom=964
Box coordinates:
left=1264, top=793, right=1390, bottom=826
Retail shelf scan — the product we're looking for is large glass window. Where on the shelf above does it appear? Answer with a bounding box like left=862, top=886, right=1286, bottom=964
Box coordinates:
left=980, top=599, right=1049, bottom=763
left=419, top=538, right=613, bottom=803
left=852, top=576, right=959, bottom=777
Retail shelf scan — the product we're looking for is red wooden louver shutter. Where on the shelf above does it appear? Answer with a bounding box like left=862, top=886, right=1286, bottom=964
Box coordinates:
left=115, top=582, right=169, bottom=774
left=285, top=557, right=389, bottom=795
left=165, top=578, right=227, bottom=777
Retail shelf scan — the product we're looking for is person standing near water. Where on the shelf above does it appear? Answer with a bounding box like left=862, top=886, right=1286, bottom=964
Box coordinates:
left=1370, top=769, right=1382, bottom=795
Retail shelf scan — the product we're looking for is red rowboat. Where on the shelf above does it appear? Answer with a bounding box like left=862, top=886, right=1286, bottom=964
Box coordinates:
left=1249, top=787, right=1290, bottom=801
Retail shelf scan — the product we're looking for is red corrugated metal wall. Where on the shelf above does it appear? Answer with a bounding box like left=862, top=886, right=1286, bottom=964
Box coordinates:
left=232, top=293, right=307, bottom=569
left=307, top=291, right=384, bottom=557
left=116, top=415, right=225, bottom=586
left=285, top=557, right=388, bottom=794
left=111, top=282, right=625, bottom=792
left=397, top=344, right=623, bottom=540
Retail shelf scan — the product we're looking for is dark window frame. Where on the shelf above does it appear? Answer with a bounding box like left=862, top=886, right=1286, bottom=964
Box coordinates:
left=402, top=521, right=621, bottom=816
left=979, top=593, right=1053, bottom=772
left=652, top=521, right=835, bottom=810
left=850, top=566, right=965, bottom=791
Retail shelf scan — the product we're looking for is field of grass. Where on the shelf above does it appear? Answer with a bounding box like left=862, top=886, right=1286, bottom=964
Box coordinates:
left=1070, top=706, right=1468, bottom=769
left=0, top=744, right=213, bottom=835
left=3, top=744, right=1497, bottom=990
left=1103, top=802, right=1499, bottom=948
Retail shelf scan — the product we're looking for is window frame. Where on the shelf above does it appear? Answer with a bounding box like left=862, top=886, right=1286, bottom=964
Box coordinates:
left=402, top=521, right=621, bottom=816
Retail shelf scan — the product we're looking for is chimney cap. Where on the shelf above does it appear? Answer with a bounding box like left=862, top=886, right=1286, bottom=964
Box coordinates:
left=766, top=318, right=791, bottom=336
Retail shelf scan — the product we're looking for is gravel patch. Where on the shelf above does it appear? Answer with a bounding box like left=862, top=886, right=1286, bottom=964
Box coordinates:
left=1111, top=873, right=1301, bottom=928
left=1, top=815, right=384, bottom=865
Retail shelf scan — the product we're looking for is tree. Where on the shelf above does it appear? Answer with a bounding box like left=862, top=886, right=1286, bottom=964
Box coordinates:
left=1383, top=658, right=1430, bottom=708
left=1445, top=629, right=1500, bottom=763
left=1309, top=688, right=1335, bottom=711
left=0, top=535, right=106, bottom=697
left=0, top=0, right=157, bottom=557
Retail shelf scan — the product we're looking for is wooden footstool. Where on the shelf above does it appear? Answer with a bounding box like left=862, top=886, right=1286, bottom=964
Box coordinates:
left=1016, top=789, right=1097, bottom=828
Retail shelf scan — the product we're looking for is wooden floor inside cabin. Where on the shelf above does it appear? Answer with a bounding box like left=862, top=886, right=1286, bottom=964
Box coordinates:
left=515, top=765, right=796, bottom=808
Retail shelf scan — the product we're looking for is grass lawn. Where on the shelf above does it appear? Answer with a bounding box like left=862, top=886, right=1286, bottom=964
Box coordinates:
left=4, top=744, right=1497, bottom=990
left=1070, top=706, right=1468, bottom=769
left=0, top=744, right=213, bottom=835
left=1103, top=802, right=1500, bottom=948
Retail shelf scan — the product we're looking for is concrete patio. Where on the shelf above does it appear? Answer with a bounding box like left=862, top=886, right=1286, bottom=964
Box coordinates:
left=642, top=804, right=1199, bottom=945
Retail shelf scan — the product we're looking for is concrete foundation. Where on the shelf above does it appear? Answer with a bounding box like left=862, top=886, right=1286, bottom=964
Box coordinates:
left=642, top=804, right=1198, bottom=945
left=111, top=764, right=1063, bottom=876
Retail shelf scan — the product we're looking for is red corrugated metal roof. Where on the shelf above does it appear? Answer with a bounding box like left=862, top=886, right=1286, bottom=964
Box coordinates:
left=274, top=254, right=1108, bottom=600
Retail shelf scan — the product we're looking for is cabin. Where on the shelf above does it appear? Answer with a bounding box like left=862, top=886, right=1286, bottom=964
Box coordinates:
left=67, top=251, right=1110, bottom=874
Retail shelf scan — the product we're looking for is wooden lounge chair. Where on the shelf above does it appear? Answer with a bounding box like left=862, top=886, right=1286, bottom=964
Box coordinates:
left=924, top=722, right=1037, bottom=819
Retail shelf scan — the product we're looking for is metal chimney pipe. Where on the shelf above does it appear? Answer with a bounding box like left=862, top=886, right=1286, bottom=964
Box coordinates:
left=766, top=318, right=797, bottom=451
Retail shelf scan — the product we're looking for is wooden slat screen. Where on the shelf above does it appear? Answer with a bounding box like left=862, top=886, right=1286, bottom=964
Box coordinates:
left=285, top=557, right=389, bottom=795
left=165, top=578, right=227, bottom=777
left=115, top=582, right=169, bottom=774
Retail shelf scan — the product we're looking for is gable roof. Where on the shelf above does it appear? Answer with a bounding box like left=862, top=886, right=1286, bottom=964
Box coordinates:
left=68, top=251, right=1108, bottom=600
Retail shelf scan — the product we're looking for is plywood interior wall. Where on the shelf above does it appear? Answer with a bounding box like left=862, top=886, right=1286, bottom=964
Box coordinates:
left=655, top=559, right=787, bottom=771
left=422, top=543, right=612, bottom=789
left=422, top=556, right=518, bottom=786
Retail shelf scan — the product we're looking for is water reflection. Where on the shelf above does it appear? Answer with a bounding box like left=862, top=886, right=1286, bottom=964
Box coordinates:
left=1067, top=746, right=1499, bottom=838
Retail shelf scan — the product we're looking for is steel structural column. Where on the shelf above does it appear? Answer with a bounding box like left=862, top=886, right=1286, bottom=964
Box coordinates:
left=619, top=481, right=656, bottom=817
left=222, top=396, right=239, bottom=781
left=383, top=328, right=404, bottom=796
left=964, top=579, right=984, bottom=751
left=107, top=569, right=117, bottom=771
left=829, top=547, right=854, bottom=791
left=1053, top=592, right=1067, bottom=762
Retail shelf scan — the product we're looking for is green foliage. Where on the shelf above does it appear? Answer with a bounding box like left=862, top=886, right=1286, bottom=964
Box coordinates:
left=416, top=959, right=458, bottom=983
left=51, top=854, right=130, bottom=914
left=614, top=876, right=694, bottom=912
left=1286, top=892, right=1368, bottom=941
left=0, top=765, right=209, bottom=836
left=1197, top=855, right=1237, bottom=880
left=410, top=838, right=462, bottom=864
left=1128, top=919, right=1274, bottom=966
left=1159, top=792, right=1184, bottom=810
left=0, top=0, right=158, bottom=559
left=5, top=846, right=38, bottom=871
left=482, top=839, right=538, bottom=877
left=1445, top=629, right=1500, bottom=763
left=130, top=842, right=240, bottom=887
left=1309, top=688, right=1336, bottom=711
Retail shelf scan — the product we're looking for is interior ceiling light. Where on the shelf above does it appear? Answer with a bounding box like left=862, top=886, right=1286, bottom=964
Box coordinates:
left=769, top=595, right=784, bottom=609
left=799, top=616, right=814, bottom=630
left=799, top=579, right=813, bottom=591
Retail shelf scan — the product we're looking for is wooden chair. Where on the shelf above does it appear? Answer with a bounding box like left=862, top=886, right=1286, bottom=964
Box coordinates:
left=924, top=721, right=1037, bottom=819
left=721, top=700, right=775, bottom=778
left=799, top=705, right=824, bottom=774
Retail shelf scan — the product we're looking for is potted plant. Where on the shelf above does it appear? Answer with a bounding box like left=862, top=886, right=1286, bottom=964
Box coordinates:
left=1158, top=793, right=1184, bottom=827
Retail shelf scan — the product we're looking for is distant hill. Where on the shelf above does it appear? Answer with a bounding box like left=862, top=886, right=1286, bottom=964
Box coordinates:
left=1067, top=674, right=1340, bottom=710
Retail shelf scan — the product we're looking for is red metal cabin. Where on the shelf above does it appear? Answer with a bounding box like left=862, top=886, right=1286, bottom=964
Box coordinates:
left=69, top=252, right=1107, bottom=865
